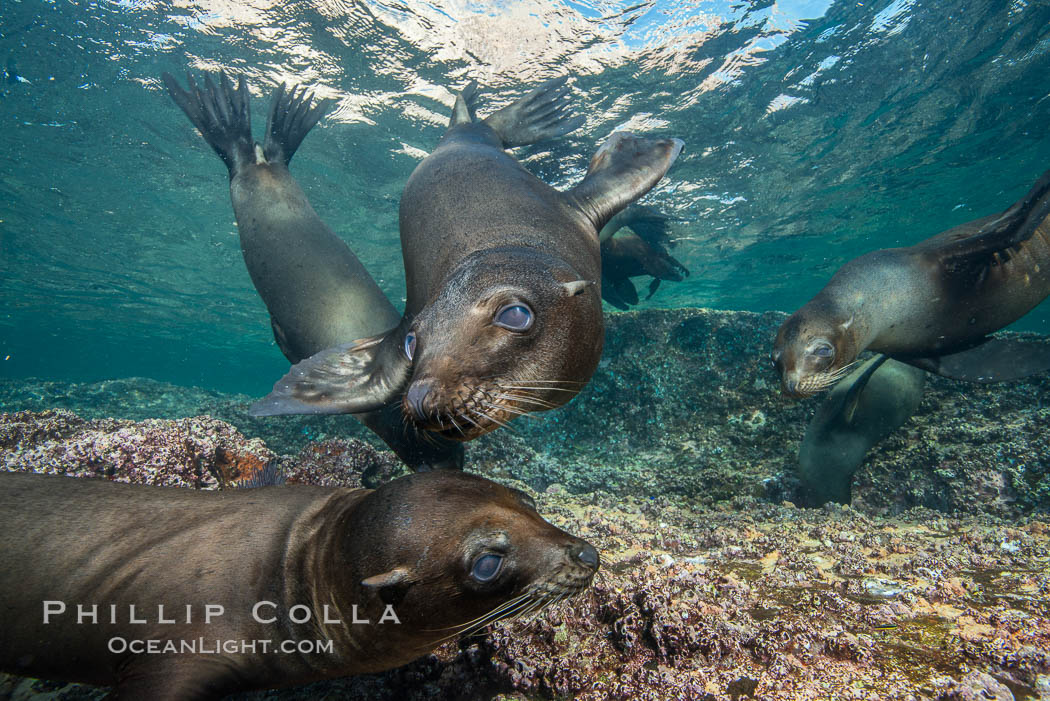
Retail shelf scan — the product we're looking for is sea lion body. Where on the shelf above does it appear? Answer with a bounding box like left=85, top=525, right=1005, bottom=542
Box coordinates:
left=774, top=169, right=1050, bottom=397
left=252, top=78, right=684, bottom=440
left=598, top=205, right=688, bottom=310
left=798, top=355, right=925, bottom=505
left=0, top=470, right=597, bottom=699
left=163, top=73, right=462, bottom=470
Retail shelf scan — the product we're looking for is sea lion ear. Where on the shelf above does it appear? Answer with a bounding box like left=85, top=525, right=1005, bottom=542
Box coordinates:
left=250, top=327, right=411, bottom=417
left=569, top=131, right=684, bottom=233
left=361, top=567, right=412, bottom=589
left=562, top=280, right=594, bottom=297
left=361, top=567, right=415, bottom=603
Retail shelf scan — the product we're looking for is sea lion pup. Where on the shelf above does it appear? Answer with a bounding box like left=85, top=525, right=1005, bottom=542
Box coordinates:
left=0, top=470, right=598, bottom=700
left=773, top=167, right=1050, bottom=398
left=251, top=77, right=684, bottom=440
left=162, top=72, right=462, bottom=471
left=798, top=354, right=925, bottom=505
left=599, top=205, right=689, bottom=310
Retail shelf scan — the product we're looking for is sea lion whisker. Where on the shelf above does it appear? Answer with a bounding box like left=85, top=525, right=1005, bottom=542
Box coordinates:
left=473, top=408, right=516, bottom=432
left=424, top=593, right=532, bottom=633
left=498, top=384, right=581, bottom=396
left=429, top=596, right=540, bottom=644
left=494, top=392, right=558, bottom=409
left=480, top=401, right=534, bottom=419
left=503, top=378, right=587, bottom=385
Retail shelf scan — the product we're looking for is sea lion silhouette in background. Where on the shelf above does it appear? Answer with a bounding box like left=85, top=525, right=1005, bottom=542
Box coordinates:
left=798, top=354, right=925, bottom=505
left=0, top=470, right=599, bottom=699
left=599, top=205, right=689, bottom=310
left=773, top=168, right=1050, bottom=398
left=163, top=73, right=462, bottom=471
left=252, top=77, right=684, bottom=440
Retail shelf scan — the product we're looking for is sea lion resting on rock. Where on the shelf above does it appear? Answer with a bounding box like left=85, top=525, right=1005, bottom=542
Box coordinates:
left=798, top=354, right=925, bottom=505
left=163, top=72, right=462, bottom=470
left=774, top=168, right=1050, bottom=398
left=251, top=77, right=684, bottom=440
left=0, top=470, right=598, bottom=700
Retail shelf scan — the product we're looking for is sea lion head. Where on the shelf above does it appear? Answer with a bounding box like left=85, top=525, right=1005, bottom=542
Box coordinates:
left=399, top=248, right=602, bottom=440
left=341, top=471, right=599, bottom=661
left=772, top=302, right=862, bottom=398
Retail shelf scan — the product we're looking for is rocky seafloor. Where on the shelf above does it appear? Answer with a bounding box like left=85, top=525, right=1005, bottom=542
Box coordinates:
left=1, top=307, right=1048, bottom=700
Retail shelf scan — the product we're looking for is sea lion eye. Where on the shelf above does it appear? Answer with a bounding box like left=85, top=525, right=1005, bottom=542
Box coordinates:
left=470, top=553, right=504, bottom=582
left=404, top=333, right=417, bottom=360
left=494, top=304, right=533, bottom=331
left=810, top=342, right=834, bottom=359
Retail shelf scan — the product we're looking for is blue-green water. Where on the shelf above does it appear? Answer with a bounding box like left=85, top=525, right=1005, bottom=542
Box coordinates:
left=1, top=0, right=1049, bottom=395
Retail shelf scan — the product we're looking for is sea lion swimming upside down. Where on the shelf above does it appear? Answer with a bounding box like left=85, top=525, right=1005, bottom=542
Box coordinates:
left=252, top=77, right=684, bottom=440
left=773, top=167, right=1050, bottom=398
left=163, top=72, right=462, bottom=470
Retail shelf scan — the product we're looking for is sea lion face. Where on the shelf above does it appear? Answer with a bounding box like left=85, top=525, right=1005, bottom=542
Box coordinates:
left=349, top=471, right=599, bottom=652
left=773, top=308, right=859, bottom=398
left=400, top=250, right=602, bottom=440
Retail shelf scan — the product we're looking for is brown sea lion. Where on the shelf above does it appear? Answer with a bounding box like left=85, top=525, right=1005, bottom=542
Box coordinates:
left=162, top=72, right=462, bottom=470
left=250, top=77, right=684, bottom=441
left=773, top=168, right=1050, bottom=398
left=0, top=470, right=598, bottom=699
left=599, top=205, right=689, bottom=310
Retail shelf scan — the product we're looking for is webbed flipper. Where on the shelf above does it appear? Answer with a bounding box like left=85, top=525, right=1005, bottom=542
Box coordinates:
left=163, top=71, right=254, bottom=175
left=894, top=337, right=1050, bottom=383
left=482, top=75, right=584, bottom=147
left=251, top=327, right=411, bottom=416
left=571, top=132, right=684, bottom=233
left=450, top=80, right=480, bottom=127
left=799, top=355, right=924, bottom=506
left=263, top=82, right=333, bottom=165
left=933, top=167, right=1050, bottom=272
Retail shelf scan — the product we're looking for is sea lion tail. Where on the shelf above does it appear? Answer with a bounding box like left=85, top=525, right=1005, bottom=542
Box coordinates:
left=163, top=71, right=254, bottom=176
left=263, top=83, right=334, bottom=165
left=570, top=132, right=684, bottom=233
left=482, top=75, right=584, bottom=148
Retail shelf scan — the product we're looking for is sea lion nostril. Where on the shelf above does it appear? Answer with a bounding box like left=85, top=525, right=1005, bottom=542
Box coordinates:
left=404, top=381, right=433, bottom=419
left=574, top=542, right=600, bottom=570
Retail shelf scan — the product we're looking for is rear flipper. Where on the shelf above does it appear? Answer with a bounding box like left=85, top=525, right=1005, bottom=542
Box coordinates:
left=571, top=132, right=684, bottom=234
left=895, top=336, right=1050, bottom=382
left=163, top=71, right=254, bottom=176
left=482, top=75, right=584, bottom=147
left=263, top=82, right=333, bottom=165
left=250, top=326, right=411, bottom=417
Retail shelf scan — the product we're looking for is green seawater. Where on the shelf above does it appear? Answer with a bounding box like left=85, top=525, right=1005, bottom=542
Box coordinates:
left=1, top=0, right=1049, bottom=395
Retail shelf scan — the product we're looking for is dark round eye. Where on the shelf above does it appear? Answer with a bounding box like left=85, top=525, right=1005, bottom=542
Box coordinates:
left=811, top=343, right=834, bottom=358
left=404, top=332, right=416, bottom=360
left=494, top=304, right=533, bottom=331
left=471, top=553, right=503, bottom=582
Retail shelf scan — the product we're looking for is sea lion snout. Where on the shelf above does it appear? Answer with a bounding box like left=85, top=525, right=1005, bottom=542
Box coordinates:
left=572, top=541, right=600, bottom=571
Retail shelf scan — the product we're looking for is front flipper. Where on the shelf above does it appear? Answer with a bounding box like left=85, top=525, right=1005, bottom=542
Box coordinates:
left=570, top=132, right=684, bottom=234
left=251, top=327, right=411, bottom=416
left=482, top=75, right=584, bottom=147
left=894, top=337, right=1050, bottom=383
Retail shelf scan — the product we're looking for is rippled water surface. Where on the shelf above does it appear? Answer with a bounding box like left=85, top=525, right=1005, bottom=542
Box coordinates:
left=2, top=0, right=1049, bottom=392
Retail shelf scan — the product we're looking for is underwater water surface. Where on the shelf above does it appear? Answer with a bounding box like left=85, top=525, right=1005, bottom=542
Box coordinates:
left=1, top=0, right=1048, bottom=394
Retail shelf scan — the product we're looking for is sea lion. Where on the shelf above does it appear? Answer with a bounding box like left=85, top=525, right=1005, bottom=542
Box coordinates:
left=162, top=72, right=462, bottom=471
left=599, top=205, right=689, bottom=310
left=773, top=168, right=1050, bottom=398
left=251, top=77, right=684, bottom=440
left=0, top=470, right=598, bottom=699
left=798, top=354, right=925, bottom=505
